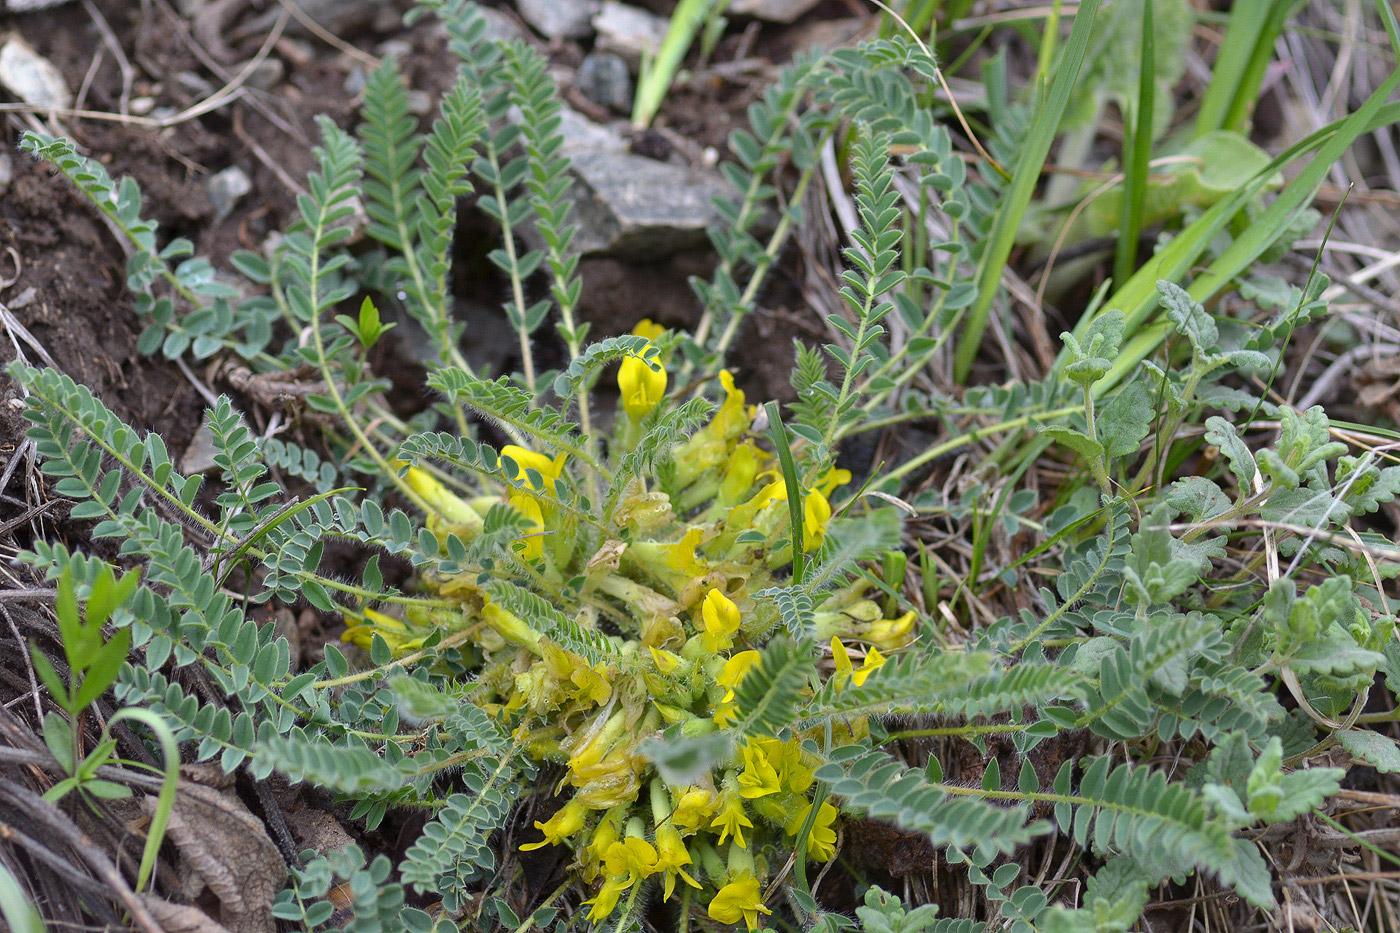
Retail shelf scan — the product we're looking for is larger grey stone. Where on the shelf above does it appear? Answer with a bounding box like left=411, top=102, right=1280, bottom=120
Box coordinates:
left=730, top=0, right=821, bottom=23
left=517, top=0, right=596, bottom=40
left=592, top=1, right=666, bottom=68
left=565, top=150, right=736, bottom=259
left=0, top=35, right=70, bottom=110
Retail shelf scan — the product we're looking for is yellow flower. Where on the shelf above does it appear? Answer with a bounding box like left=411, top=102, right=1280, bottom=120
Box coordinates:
left=619, top=350, right=667, bottom=421
left=830, top=637, right=887, bottom=689
left=582, top=808, right=622, bottom=880
left=802, top=489, right=832, bottom=552
left=519, top=797, right=588, bottom=851
left=671, top=786, right=719, bottom=832
left=701, top=588, right=742, bottom=653
left=785, top=800, right=839, bottom=862
left=649, top=645, right=681, bottom=674
left=710, top=792, right=755, bottom=849
left=866, top=610, right=917, bottom=651
left=737, top=741, right=781, bottom=799
left=719, top=443, right=761, bottom=506
left=710, top=370, right=750, bottom=444
left=340, top=607, right=424, bottom=654
left=675, top=370, right=752, bottom=486
left=632, top=318, right=665, bottom=342
left=718, top=651, right=761, bottom=700
left=508, top=493, right=545, bottom=560
left=815, top=466, right=852, bottom=497
left=708, top=872, right=772, bottom=930
left=630, top=526, right=709, bottom=596
left=754, top=737, right=815, bottom=795
left=395, top=462, right=484, bottom=533
left=499, top=445, right=566, bottom=493
left=714, top=650, right=762, bottom=725
left=654, top=822, right=701, bottom=901
left=585, top=837, right=659, bottom=921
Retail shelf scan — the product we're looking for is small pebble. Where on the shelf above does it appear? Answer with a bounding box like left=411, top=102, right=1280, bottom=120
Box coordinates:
left=242, top=58, right=284, bottom=92
left=0, top=152, right=15, bottom=197
left=576, top=52, right=633, bottom=114
left=207, top=165, right=252, bottom=222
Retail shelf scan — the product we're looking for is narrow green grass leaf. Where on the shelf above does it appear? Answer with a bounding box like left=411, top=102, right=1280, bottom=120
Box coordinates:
left=1114, top=0, right=1155, bottom=288
left=954, top=0, right=1103, bottom=381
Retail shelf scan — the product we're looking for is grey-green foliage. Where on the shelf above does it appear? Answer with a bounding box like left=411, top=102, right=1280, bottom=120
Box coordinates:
left=12, top=0, right=1400, bottom=929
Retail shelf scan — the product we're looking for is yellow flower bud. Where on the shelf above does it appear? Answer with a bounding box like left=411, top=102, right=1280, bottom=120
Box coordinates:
left=701, top=587, right=741, bottom=653
left=508, top=493, right=545, bottom=560
left=519, top=796, right=589, bottom=851
left=631, top=318, right=666, bottom=343
left=499, top=445, right=566, bottom=493
left=397, top=463, right=484, bottom=533
left=803, top=489, right=832, bottom=552
left=736, top=741, right=781, bottom=799
left=719, top=443, right=761, bottom=506
left=708, top=871, right=771, bottom=930
left=654, top=822, right=701, bottom=901
left=619, top=351, right=667, bottom=421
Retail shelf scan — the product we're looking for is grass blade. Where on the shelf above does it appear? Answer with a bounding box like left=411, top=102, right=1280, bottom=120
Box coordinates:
left=1114, top=0, right=1155, bottom=288
left=953, top=0, right=1103, bottom=382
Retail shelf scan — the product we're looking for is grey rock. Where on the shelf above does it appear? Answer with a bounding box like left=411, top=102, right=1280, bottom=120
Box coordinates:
left=242, top=57, right=284, bottom=92
left=207, top=166, right=252, bottom=222
left=592, top=1, right=666, bottom=68
left=238, top=0, right=379, bottom=40
left=375, top=39, right=414, bottom=60
left=476, top=7, right=527, bottom=43
left=516, top=0, right=596, bottom=40
left=565, top=150, right=736, bottom=258
left=575, top=52, right=632, bottom=113
left=788, top=17, right=865, bottom=55
left=730, top=0, right=821, bottom=23
left=0, top=152, right=13, bottom=196
left=180, top=417, right=220, bottom=475
left=515, top=100, right=736, bottom=258
left=555, top=104, right=629, bottom=154
left=0, top=35, right=70, bottom=110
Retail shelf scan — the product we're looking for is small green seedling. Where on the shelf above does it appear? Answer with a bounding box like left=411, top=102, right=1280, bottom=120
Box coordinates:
left=31, top=563, right=139, bottom=801
left=335, top=296, right=396, bottom=351
left=29, top=562, right=180, bottom=895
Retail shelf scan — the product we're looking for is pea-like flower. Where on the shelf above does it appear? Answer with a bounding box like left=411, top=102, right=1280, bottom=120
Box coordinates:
left=701, top=588, right=741, bottom=653
left=584, top=836, right=658, bottom=921
left=508, top=493, right=545, bottom=560
left=397, top=462, right=485, bottom=533
left=520, top=796, right=588, bottom=851
left=830, top=637, right=887, bottom=689
left=710, top=790, right=755, bottom=848
left=654, top=822, right=701, bottom=900
left=671, top=786, right=720, bottom=832
left=802, top=489, right=832, bottom=552
left=784, top=800, right=839, bottom=862
left=619, top=350, right=667, bottom=421
left=340, top=607, right=424, bottom=654
left=707, top=872, right=772, bottom=930
left=500, top=444, right=566, bottom=493
left=865, top=610, right=917, bottom=651
left=713, top=650, right=762, bottom=725
left=736, top=741, right=781, bottom=799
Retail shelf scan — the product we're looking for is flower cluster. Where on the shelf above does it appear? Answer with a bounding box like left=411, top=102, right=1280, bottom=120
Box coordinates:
left=345, top=322, right=916, bottom=929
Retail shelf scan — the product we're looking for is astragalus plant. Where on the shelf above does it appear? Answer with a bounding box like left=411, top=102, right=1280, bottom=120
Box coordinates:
left=12, top=1, right=1400, bottom=931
